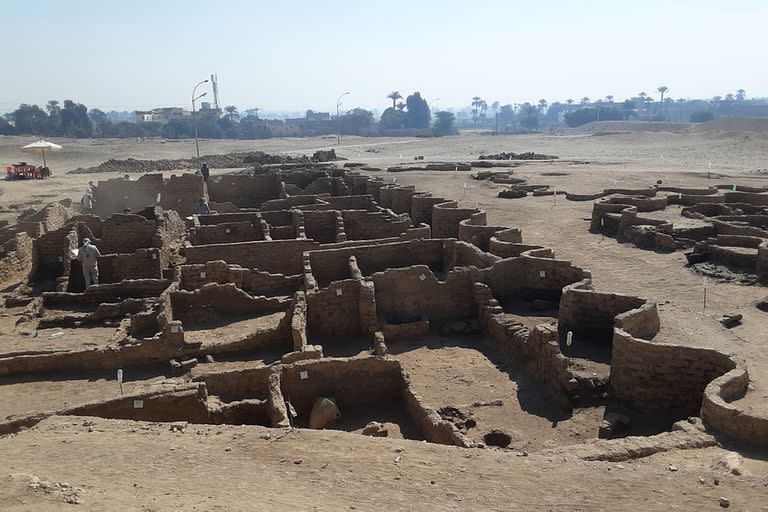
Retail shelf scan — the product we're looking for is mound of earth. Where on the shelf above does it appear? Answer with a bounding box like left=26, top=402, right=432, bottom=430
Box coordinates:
left=693, top=117, right=768, bottom=134
left=68, top=150, right=341, bottom=174
left=478, top=151, right=557, bottom=160
left=569, top=121, right=689, bottom=134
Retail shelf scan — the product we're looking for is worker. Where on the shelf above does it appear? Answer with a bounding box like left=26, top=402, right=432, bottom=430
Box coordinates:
left=196, top=196, right=211, bottom=215
left=76, top=238, right=101, bottom=288
left=81, top=189, right=94, bottom=211
left=200, top=162, right=210, bottom=182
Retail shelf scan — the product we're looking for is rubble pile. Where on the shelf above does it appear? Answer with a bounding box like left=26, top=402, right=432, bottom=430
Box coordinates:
left=478, top=151, right=558, bottom=160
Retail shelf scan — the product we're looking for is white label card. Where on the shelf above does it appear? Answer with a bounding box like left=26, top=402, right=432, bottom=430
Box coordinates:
left=299, top=371, right=308, bottom=380
left=539, top=271, right=546, bottom=278
left=336, top=289, right=343, bottom=296
left=133, top=400, right=144, bottom=409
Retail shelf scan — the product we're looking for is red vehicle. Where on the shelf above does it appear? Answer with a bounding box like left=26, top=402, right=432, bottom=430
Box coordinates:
left=5, top=162, right=50, bottom=180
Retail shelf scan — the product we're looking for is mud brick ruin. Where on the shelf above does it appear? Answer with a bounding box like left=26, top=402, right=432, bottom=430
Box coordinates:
left=0, top=162, right=765, bottom=456
left=585, top=184, right=768, bottom=283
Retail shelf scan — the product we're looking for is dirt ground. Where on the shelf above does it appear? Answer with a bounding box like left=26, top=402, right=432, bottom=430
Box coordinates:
left=2, top=128, right=768, bottom=509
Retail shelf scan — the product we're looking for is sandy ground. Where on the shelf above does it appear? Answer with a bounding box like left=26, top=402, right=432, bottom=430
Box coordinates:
left=1, top=416, right=767, bottom=511
left=2, top=129, right=768, bottom=509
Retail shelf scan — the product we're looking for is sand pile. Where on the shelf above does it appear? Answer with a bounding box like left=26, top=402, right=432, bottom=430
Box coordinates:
left=693, top=118, right=768, bottom=134
left=68, top=150, right=340, bottom=174
left=569, top=121, right=690, bottom=134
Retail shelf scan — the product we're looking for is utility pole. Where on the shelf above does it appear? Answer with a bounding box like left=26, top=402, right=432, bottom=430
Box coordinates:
left=192, top=79, right=209, bottom=158
left=336, top=91, right=349, bottom=146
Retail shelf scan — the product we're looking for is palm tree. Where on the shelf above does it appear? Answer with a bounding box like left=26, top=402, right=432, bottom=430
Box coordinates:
left=386, top=91, right=402, bottom=109
left=224, top=105, right=240, bottom=123
left=46, top=100, right=60, bottom=114
left=538, top=99, right=548, bottom=111
left=712, top=96, right=722, bottom=118
left=736, top=89, right=746, bottom=101
left=471, top=96, right=483, bottom=126
left=395, top=101, right=406, bottom=111
left=580, top=97, right=590, bottom=105
left=566, top=98, right=574, bottom=105
left=656, top=86, right=668, bottom=120
left=606, top=95, right=614, bottom=103
left=724, top=93, right=735, bottom=102
left=491, top=101, right=500, bottom=135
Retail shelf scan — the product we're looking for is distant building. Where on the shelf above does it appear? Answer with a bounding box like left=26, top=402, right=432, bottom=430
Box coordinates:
left=134, top=107, right=190, bottom=124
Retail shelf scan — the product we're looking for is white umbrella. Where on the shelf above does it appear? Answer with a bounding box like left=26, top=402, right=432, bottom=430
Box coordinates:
left=21, top=140, right=62, bottom=168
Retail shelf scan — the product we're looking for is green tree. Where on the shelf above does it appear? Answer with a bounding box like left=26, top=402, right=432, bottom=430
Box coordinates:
left=386, top=91, right=402, bottom=109
left=432, top=111, right=457, bottom=136
left=224, top=105, right=240, bottom=123
left=88, top=108, right=110, bottom=136
left=656, top=86, right=669, bottom=119
left=471, top=96, right=483, bottom=126
left=736, top=89, right=746, bottom=101
left=342, top=107, right=374, bottom=134
left=405, top=92, right=430, bottom=129
left=11, top=104, right=49, bottom=135
left=519, top=103, right=539, bottom=131
left=621, top=99, right=636, bottom=120
left=60, top=100, right=92, bottom=137
left=379, top=107, right=407, bottom=130
left=238, top=115, right=271, bottom=139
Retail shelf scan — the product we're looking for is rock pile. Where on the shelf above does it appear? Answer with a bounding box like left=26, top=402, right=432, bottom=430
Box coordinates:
left=479, top=151, right=558, bottom=160
left=69, top=150, right=339, bottom=175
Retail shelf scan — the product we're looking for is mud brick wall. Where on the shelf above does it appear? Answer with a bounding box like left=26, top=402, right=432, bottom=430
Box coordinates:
left=366, top=179, right=386, bottom=202
left=185, top=239, right=319, bottom=275
left=0, top=204, right=73, bottom=244
left=196, top=212, right=263, bottom=226
left=207, top=174, right=282, bottom=208
left=373, top=266, right=475, bottom=323
left=304, top=176, right=349, bottom=196
left=458, top=213, right=505, bottom=252
left=323, top=195, right=374, bottom=211
left=432, top=201, right=479, bottom=238
left=378, top=186, right=395, bottom=208
left=190, top=221, right=267, bottom=245
left=170, top=283, right=289, bottom=324
left=341, top=211, right=410, bottom=240
left=390, top=186, right=416, bottom=214
left=0, top=233, right=33, bottom=287
left=178, top=261, right=303, bottom=296
left=306, top=279, right=363, bottom=338
left=193, top=365, right=273, bottom=401
left=158, top=174, right=206, bottom=215
left=724, top=191, right=768, bottom=206
left=411, top=195, right=446, bottom=227
left=452, top=240, right=500, bottom=269
left=279, top=357, right=405, bottom=419
left=99, top=249, right=163, bottom=283
left=98, top=214, right=159, bottom=254
left=307, top=239, right=444, bottom=287
left=303, top=210, right=339, bottom=244
left=93, top=174, right=163, bottom=217
left=610, top=330, right=737, bottom=418
left=261, top=195, right=318, bottom=211
left=558, top=281, right=648, bottom=334
left=485, top=252, right=588, bottom=300
left=43, top=279, right=171, bottom=307
left=701, top=363, right=768, bottom=449
left=32, top=225, right=77, bottom=282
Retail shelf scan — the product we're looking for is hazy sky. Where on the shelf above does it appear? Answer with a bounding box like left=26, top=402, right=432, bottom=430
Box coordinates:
left=4, top=0, right=767, bottom=114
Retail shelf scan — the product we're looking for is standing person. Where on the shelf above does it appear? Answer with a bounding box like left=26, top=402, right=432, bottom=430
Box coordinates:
left=200, top=162, right=210, bottom=182
left=196, top=196, right=211, bottom=215
left=76, top=238, right=102, bottom=288
left=81, top=189, right=94, bottom=211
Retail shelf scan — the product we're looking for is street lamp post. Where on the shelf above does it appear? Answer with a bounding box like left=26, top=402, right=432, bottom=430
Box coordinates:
left=192, top=79, right=209, bottom=158
left=336, top=91, right=350, bottom=146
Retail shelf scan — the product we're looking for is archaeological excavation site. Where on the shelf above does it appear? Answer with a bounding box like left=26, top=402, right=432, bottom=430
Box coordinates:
left=1, top=156, right=765, bottom=469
